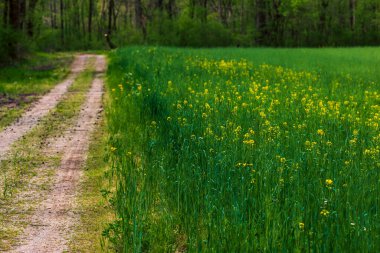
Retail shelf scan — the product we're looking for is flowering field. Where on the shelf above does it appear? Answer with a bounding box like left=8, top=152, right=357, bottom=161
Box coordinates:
left=105, top=47, right=380, bottom=252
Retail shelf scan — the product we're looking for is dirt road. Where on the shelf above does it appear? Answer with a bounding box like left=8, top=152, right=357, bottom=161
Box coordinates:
left=0, top=55, right=89, bottom=161
left=2, top=55, right=106, bottom=252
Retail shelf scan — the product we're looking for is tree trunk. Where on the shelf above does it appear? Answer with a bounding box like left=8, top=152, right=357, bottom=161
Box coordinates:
left=189, top=0, right=194, bottom=18
left=135, top=0, right=143, bottom=29
left=27, top=0, right=39, bottom=37
left=166, top=0, right=174, bottom=19
left=60, top=0, right=64, bottom=45
left=240, top=0, right=244, bottom=33
left=19, top=0, right=25, bottom=29
left=157, top=0, right=163, bottom=10
left=81, top=1, right=86, bottom=36
left=8, top=0, right=21, bottom=59
left=3, top=0, right=9, bottom=26
left=202, top=0, right=207, bottom=22
left=51, top=0, right=57, bottom=29
left=106, top=0, right=116, bottom=49
left=9, top=0, right=20, bottom=30
left=112, top=2, right=118, bottom=30
left=319, top=0, right=329, bottom=46
left=123, top=0, right=129, bottom=27
left=219, top=0, right=232, bottom=26
left=134, top=0, right=146, bottom=38
left=100, top=0, right=106, bottom=37
left=272, top=0, right=283, bottom=46
left=73, top=1, right=81, bottom=33
left=89, top=0, right=93, bottom=41
left=255, top=0, right=267, bottom=44
left=349, top=0, right=356, bottom=31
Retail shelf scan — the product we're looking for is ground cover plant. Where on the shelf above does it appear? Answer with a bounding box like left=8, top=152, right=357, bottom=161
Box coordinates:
left=105, top=47, right=380, bottom=252
left=0, top=53, right=72, bottom=130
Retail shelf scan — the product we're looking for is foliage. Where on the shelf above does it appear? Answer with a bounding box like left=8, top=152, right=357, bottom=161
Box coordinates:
left=105, top=47, right=380, bottom=251
left=0, top=28, right=32, bottom=64
left=1, top=0, right=379, bottom=54
left=177, top=16, right=233, bottom=47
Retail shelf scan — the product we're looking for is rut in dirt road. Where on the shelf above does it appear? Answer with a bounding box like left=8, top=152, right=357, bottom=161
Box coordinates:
left=0, top=55, right=90, bottom=161
left=12, top=55, right=106, bottom=253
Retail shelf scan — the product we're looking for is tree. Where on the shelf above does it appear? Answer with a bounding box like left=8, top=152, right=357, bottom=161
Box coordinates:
left=27, top=0, right=39, bottom=36
left=89, top=0, right=94, bottom=41
left=349, top=0, right=356, bottom=31
left=9, top=0, right=20, bottom=30
left=60, top=0, right=64, bottom=45
left=106, top=0, right=116, bottom=48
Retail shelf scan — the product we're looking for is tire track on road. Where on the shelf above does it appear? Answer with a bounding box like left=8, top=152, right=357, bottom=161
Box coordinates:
left=0, top=55, right=89, bottom=161
left=12, top=55, right=106, bottom=253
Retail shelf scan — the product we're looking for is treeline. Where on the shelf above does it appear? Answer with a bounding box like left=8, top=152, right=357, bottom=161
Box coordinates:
left=1, top=0, right=380, bottom=58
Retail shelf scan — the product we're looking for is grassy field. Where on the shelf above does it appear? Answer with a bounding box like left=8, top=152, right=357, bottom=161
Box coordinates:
left=105, top=47, right=380, bottom=252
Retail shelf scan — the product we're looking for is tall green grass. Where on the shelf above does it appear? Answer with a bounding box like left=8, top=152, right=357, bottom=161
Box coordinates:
left=105, top=47, right=380, bottom=252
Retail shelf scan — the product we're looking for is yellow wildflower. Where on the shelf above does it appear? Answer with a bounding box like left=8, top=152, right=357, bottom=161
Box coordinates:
left=320, top=209, right=330, bottom=217
left=325, top=179, right=333, bottom=186
left=243, top=139, right=255, bottom=145
left=317, top=129, right=325, bottom=136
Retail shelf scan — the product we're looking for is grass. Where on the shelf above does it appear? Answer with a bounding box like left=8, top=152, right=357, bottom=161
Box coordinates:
left=105, top=47, right=380, bottom=252
left=0, top=52, right=72, bottom=131
left=197, top=47, right=380, bottom=84
left=68, top=117, right=115, bottom=252
left=0, top=58, right=95, bottom=250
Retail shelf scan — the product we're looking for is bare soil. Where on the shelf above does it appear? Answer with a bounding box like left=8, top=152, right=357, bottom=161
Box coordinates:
left=0, top=94, right=38, bottom=109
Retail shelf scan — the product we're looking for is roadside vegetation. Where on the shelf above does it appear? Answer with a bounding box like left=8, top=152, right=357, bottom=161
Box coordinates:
left=68, top=117, right=115, bottom=252
left=0, top=53, right=72, bottom=131
left=105, top=47, right=380, bottom=252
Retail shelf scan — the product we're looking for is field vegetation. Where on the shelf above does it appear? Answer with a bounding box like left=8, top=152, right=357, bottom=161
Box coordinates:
left=105, top=47, right=380, bottom=252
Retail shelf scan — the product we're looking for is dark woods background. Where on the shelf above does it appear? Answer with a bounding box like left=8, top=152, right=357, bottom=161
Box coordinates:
left=1, top=0, right=380, bottom=60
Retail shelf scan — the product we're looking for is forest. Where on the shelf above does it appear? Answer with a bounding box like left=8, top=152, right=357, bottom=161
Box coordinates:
left=1, top=0, right=380, bottom=62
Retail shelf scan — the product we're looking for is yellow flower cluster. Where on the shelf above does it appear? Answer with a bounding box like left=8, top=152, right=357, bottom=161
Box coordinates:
left=320, top=209, right=330, bottom=217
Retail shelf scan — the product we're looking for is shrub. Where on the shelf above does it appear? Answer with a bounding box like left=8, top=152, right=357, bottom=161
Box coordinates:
left=0, top=27, right=32, bottom=65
